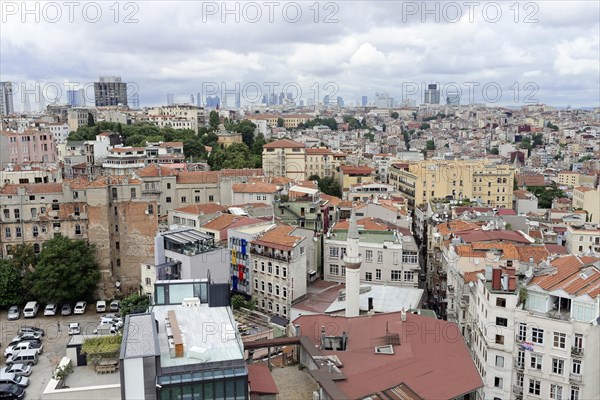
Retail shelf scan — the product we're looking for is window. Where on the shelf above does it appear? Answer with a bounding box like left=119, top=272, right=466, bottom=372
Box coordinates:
left=115, top=224, right=119, bottom=232
left=116, top=259, right=121, bottom=267
left=167, top=183, right=171, bottom=189
left=530, top=353, right=542, bottom=370
left=112, top=187, right=118, bottom=199
left=209, top=195, right=214, bottom=202
left=282, top=306, right=287, bottom=316
left=570, top=386, right=580, bottom=400
left=365, top=272, right=372, bottom=281
left=376, top=269, right=381, bottom=280
left=33, top=243, right=40, bottom=254
left=553, top=332, right=566, bottom=349
left=496, top=297, right=506, bottom=307
left=517, top=323, right=527, bottom=341
left=32, top=226, right=38, bottom=237
left=2, top=209, right=9, bottom=219
left=15, top=227, right=21, bottom=238
left=329, top=264, right=339, bottom=275
left=549, top=384, right=562, bottom=400
left=261, top=281, right=265, bottom=291
left=268, top=301, right=272, bottom=311
left=365, top=250, right=373, bottom=262
left=74, top=206, right=80, bottom=216
left=573, top=333, right=583, bottom=350
left=528, top=379, right=540, bottom=395
left=516, top=372, right=523, bottom=387
left=40, top=207, right=46, bottom=214
left=4, top=227, right=10, bottom=238
left=147, top=204, right=154, bottom=214
left=495, top=355, right=504, bottom=368
left=404, top=271, right=414, bottom=282
left=329, top=246, right=339, bottom=258
left=275, top=285, right=280, bottom=296
left=402, top=250, right=418, bottom=263
left=130, top=188, right=136, bottom=198
left=283, top=287, right=287, bottom=298
left=496, top=317, right=508, bottom=327
left=181, top=196, right=187, bottom=203
left=391, top=270, right=401, bottom=281
left=145, top=278, right=152, bottom=286
left=516, top=350, right=525, bottom=367
left=31, top=208, right=37, bottom=218
left=115, top=242, right=120, bottom=250
left=275, top=265, right=280, bottom=276
left=552, top=358, right=564, bottom=375
left=166, top=197, right=172, bottom=203
left=15, top=209, right=21, bottom=218
left=268, top=263, right=273, bottom=274
left=341, top=265, right=346, bottom=276
left=195, top=196, right=200, bottom=202
left=572, top=359, right=581, bottom=375
left=377, top=251, right=383, bottom=263
left=254, top=279, right=258, bottom=289
left=495, top=334, right=504, bottom=345
left=531, top=328, right=544, bottom=344
left=494, top=377, right=503, bottom=389
left=75, top=224, right=82, bottom=235
left=268, top=283, right=272, bottom=293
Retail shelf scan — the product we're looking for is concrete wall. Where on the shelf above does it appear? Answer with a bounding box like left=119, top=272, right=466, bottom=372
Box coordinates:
left=123, top=357, right=145, bottom=400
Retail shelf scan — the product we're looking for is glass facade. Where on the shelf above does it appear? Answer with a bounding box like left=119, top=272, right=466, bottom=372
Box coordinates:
left=158, top=367, right=248, bottom=400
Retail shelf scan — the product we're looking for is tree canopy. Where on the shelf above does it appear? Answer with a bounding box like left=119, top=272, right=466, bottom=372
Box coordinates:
left=0, top=260, right=24, bottom=307
left=28, top=236, right=101, bottom=304
left=309, top=175, right=342, bottom=197
left=120, top=293, right=150, bottom=317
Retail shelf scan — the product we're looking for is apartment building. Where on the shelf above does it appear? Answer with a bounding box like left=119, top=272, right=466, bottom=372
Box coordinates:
left=231, top=182, right=279, bottom=204
left=339, top=165, right=374, bottom=190
left=324, top=217, right=420, bottom=287
left=565, top=224, right=600, bottom=255
left=262, top=139, right=306, bottom=181
left=102, top=147, right=147, bottom=176
left=513, top=255, right=600, bottom=400
left=0, top=178, right=159, bottom=296
left=0, top=129, right=57, bottom=165
left=513, top=189, right=539, bottom=215
left=305, top=147, right=338, bottom=179
left=572, top=186, right=600, bottom=224
left=249, top=224, right=310, bottom=319
left=557, top=171, right=597, bottom=188
left=250, top=114, right=311, bottom=129
left=146, top=104, right=205, bottom=134
left=388, top=160, right=516, bottom=208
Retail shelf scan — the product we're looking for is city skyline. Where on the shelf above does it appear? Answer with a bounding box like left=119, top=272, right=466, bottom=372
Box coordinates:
left=1, top=1, right=599, bottom=109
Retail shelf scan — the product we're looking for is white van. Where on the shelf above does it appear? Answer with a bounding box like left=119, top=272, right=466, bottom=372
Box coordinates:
left=22, top=301, right=39, bottom=318
left=96, top=300, right=106, bottom=313
left=6, top=349, right=39, bottom=366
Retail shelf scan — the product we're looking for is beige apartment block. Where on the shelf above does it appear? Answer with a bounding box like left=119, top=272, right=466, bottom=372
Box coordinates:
left=572, top=186, right=600, bottom=223
left=388, top=160, right=516, bottom=208
left=262, top=139, right=306, bottom=181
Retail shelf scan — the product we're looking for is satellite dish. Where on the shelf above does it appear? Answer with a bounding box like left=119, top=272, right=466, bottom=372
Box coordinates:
left=469, top=282, right=474, bottom=287
left=115, top=280, right=121, bottom=288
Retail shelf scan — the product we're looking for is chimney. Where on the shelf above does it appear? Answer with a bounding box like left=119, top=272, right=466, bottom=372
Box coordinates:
left=492, top=268, right=502, bottom=290
left=295, top=325, right=301, bottom=337
left=508, top=276, right=517, bottom=291
left=320, top=326, right=326, bottom=349
left=485, top=265, right=493, bottom=281
left=401, top=308, right=407, bottom=322
left=501, top=274, right=509, bottom=291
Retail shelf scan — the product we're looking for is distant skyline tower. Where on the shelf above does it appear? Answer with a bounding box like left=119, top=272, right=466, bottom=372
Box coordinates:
left=190, top=94, right=195, bottom=105
left=0, top=82, right=14, bottom=115
left=130, top=92, right=139, bottom=109
left=446, top=92, right=460, bottom=106
left=167, top=94, right=174, bottom=106
left=424, top=83, right=440, bottom=104
left=344, top=211, right=363, bottom=318
left=94, top=76, right=128, bottom=106
left=67, top=89, right=85, bottom=107
left=361, top=95, right=368, bottom=107
left=337, top=96, right=344, bottom=107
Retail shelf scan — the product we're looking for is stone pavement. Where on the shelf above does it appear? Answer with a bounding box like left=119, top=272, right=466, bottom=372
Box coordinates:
left=271, top=365, right=319, bottom=400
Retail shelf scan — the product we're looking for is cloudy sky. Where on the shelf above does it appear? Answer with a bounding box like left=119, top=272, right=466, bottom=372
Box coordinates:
left=1, top=0, right=599, bottom=109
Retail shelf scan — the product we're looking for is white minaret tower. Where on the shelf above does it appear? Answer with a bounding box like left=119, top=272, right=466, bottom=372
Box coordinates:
left=344, top=210, right=363, bottom=317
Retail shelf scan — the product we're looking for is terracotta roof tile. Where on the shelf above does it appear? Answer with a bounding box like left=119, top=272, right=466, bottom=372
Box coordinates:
left=174, top=204, right=227, bottom=215
left=529, top=255, right=600, bottom=298
left=202, top=214, right=237, bottom=231
left=0, top=183, right=63, bottom=195
left=176, top=171, right=220, bottom=184
left=251, top=224, right=303, bottom=249
left=232, top=182, right=278, bottom=194
left=263, top=139, right=305, bottom=149
left=340, top=165, right=374, bottom=174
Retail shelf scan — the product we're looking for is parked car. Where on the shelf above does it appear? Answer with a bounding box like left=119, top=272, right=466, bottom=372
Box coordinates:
left=109, top=300, right=120, bottom=312
left=0, top=383, right=25, bottom=400
left=6, top=349, right=39, bottom=366
left=0, top=364, right=32, bottom=377
left=96, top=300, right=106, bottom=313
left=68, top=323, right=81, bottom=335
left=61, top=304, right=72, bottom=316
left=18, top=326, right=45, bottom=336
left=43, top=303, right=58, bottom=316
left=22, top=301, right=39, bottom=318
left=7, top=306, right=20, bottom=321
left=73, top=301, right=87, bottom=315
left=6, top=338, right=40, bottom=349
left=10, top=333, right=41, bottom=343
left=4, top=341, right=43, bottom=358
left=0, top=372, right=29, bottom=388
left=101, top=314, right=123, bottom=329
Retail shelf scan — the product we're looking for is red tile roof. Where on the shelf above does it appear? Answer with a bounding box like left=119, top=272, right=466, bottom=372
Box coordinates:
left=340, top=165, right=374, bottom=175
left=248, top=364, right=279, bottom=395
left=458, top=230, right=532, bottom=244
left=294, top=312, right=483, bottom=399
left=0, top=183, right=63, bottom=195
left=176, top=171, right=220, bottom=184
left=251, top=224, right=303, bottom=250
left=173, top=204, right=227, bottom=215
left=232, top=182, right=278, bottom=194
left=306, top=148, right=334, bottom=155
left=529, top=255, right=600, bottom=298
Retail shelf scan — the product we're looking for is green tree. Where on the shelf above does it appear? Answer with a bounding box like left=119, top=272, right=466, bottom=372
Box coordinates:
left=209, top=111, right=220, bottom=130
left=200, top=131, right=219, bottom=147
left=363, top=132, right=375, bottom=142
left=490, top=147, right=499, bottom=155
left=420, top=123, right=431, bottom=130
left=183, top=136, right=206, bottom=160
left=426, top=140, right=436, bottom=150
left=277, top=118, right=284, bottom=127
left=317, top=176, right=342, bottom=197
left=391, top=112, right=399, bottom=119
left=87, top=113, right=95, bottom=127
left=120, top=293, right=150, bottom=316
left=0, top=260, right=25, bottom=307
left=29, top=236, right=101, bottom=304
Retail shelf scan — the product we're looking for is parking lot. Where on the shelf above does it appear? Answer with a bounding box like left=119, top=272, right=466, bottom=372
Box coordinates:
left=1, top=307, right=109, bottom=399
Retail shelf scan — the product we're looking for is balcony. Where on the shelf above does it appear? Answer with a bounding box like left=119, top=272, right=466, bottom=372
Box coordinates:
left=571, top=347, right=584, bottom=358
left=569, top=373, right=583, bottom=384
left=513, top=385, right=523, bottom=395
left=250, top=247, right=290, bottom=263
left=513, top=360, right=524, bottom=370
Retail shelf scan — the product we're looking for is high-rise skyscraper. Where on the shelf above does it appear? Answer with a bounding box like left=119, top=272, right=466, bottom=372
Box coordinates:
left=167, top=94, right=174, bottom=106
left=0, top=82, right=15, bottom=115
left=337, top=96, right=344, bottom=107
left=424, top=83, right=440, bottom=104
left=361, top=95, right=368, bottom=107
left=67, top=89, right=86, bottom=107
left=446, top=92, right=460, bottom=106
left=94, top=76, right=128, bottom=106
